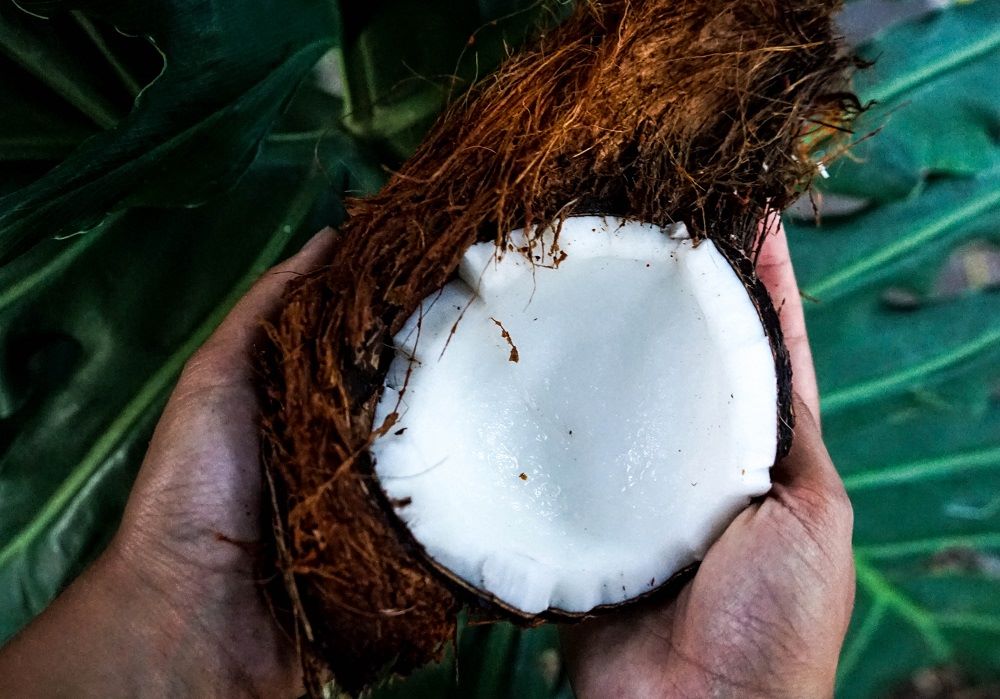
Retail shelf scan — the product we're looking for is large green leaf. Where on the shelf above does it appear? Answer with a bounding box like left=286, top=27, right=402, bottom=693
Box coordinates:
left=786, top=2, right=1000, bottom=695
left=0, top=0, right=341, bottom=261
left=821, top=0, right=1000, bottom=202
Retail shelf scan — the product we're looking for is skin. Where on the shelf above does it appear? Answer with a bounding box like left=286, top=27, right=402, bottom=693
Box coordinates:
left=0, top=221, right=854, bottom=697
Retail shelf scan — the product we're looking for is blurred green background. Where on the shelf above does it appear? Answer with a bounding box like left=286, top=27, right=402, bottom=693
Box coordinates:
left=0, top=0, right=997, bottom=696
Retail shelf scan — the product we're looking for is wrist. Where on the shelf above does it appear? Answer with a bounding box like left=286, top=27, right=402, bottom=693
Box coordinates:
left=0, top=545, right=185, bottom=697
left=0, top=542, right=267, bottom=698
left=106, top=530, right=301, bottom=697
left=70, top=544, right=221, bottom=696
left=101, top=537, right=288, bottom=697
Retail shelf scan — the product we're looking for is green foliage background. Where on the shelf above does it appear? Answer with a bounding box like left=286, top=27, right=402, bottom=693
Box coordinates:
left=0, top=0, right=997, bottom=696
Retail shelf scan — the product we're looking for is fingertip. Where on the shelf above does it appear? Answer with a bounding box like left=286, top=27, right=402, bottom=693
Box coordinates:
left=755, top=216, right=821, bottom=419
left=758, top=209, right=784, bottom=243
left=194, top=228, right=338, bottom=374
left=237, top=227, right=337, bottom=315
left=294, top=227, right=337, bottom=264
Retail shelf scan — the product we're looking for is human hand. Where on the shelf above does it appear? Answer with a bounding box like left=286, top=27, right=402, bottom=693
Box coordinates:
left=0, top=229, right=336, bottom=697
left=562, top=221, right=856, bottom=698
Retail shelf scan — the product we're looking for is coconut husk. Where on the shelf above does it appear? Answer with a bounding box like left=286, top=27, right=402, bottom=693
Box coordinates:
left=259, top=0, right=859, bottom=694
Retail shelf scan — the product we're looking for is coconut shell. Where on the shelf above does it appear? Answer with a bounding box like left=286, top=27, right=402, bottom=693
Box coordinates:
left=259, top=0, right=858, bottom=694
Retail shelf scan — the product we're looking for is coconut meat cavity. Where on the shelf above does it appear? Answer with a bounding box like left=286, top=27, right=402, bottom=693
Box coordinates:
left=371, top=215, right=778, bottom=615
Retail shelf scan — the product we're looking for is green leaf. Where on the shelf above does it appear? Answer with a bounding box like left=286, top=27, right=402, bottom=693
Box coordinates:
left=370, top=621, right=572, bottom=699
left=787, top=2, right=1000, bottom=695
left=0, top=0, right=341, bottom=261
left=338, top=0, right=559, bottom=156
left=820, top=0, right=1000, bottom=201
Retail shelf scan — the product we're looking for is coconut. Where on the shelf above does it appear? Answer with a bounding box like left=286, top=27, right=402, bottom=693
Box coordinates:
left=259, top=0, right=858, bottom=694
left=371, top=215, right=788, bottom=618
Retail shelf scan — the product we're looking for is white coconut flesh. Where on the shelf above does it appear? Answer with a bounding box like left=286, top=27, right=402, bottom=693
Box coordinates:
left=371, top=215, right=778, bottom=615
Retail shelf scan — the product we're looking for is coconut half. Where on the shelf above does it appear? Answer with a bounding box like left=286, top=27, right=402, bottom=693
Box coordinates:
left=371, top=215, right=781, bottom=617
left=261, top=0, right=853, bottom=690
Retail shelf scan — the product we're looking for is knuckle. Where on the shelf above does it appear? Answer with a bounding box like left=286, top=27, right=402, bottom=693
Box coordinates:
left=810, top=486, right=855, bottom=557
left=803, top=482, right=852, bottom=530
left=819, top=476, right=853, bottom=526
left=778, top=479, right=854, bottom=553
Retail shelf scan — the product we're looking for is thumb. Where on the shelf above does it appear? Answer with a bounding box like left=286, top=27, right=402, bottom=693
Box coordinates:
left=178, top=228, right=337, bottom=391
left=205, top=227, right=337, bottom=358
left=771, top=396, right=853, bottom=534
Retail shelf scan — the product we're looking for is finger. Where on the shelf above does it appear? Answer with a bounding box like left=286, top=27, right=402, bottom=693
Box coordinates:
left=772, top=395, right=847, bottom=507
left=756, top=215, right=820, bottom=423
left=769, top=395, right=854, bottom=586
left=181, top=227, right=337, bottom=388
left=210, top=227, right=337, bottom=350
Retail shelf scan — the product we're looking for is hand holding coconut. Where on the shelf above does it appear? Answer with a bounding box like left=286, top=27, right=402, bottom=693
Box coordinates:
left=258, top=0, right=859, bottom=692
left=0, top=223, right=853, bottom=697
left=563, top=223, right=855, bottom=699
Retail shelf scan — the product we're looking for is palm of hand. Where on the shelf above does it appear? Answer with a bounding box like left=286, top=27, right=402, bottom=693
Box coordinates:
left=565, top=222, right=855, bottom=698
left=564, top=404, right=854, bottom=698
left=114, top=378, right=297, bottom=695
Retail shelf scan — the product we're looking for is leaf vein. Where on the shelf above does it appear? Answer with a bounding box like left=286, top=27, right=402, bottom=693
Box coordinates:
left=804, top=184, right=1000, bottom=301
left=843, top=447, right=1000, bottom=491
left=855, top=555, right=952, bottom=660
left=863, top=24, right=1000, bottom=106
left=821, top=326, right=1000, bottom=415
left=856, top=533, right=1000, bottom=560
left=836, top=598, right=887, bottom=684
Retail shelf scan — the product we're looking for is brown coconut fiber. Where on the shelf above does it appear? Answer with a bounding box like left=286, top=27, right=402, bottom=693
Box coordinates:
left=259, top=0, right=860, bottom=694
